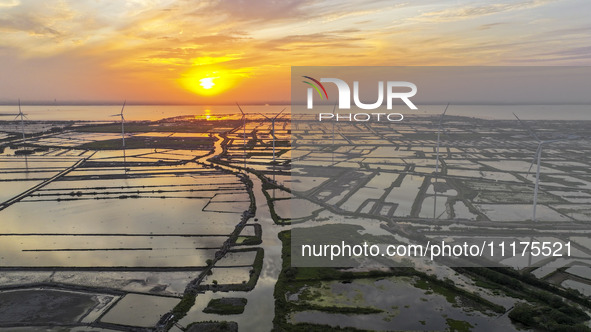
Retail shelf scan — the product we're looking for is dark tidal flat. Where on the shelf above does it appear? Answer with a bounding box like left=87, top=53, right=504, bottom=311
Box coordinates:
left=0, top=289, right=98, bottom=324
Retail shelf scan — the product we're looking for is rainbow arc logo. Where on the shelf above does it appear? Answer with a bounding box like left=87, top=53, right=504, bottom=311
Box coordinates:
left=302, top=76, right=328, bottom=100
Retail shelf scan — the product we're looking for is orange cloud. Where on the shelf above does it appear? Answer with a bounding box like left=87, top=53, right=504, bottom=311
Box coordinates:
left=0, top=0, right=589, bottom=103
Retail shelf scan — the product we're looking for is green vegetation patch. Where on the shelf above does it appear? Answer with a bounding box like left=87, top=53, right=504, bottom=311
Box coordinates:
left=234, top=224, right=262, bottom=246
left=203, top=298, right=247, bottom=315
left=288, top=280, right=383, bottom=314
left=171, top=293, right=196, bottom=321
left=457, top=267, right=591, bottom=311
left=457, top=267, right=591, bottom=331
left=445, top=318, right=474, bottom=332
left=412, top=275, right=504, bottom=314
left=186, top=320, right=238, bottom=332
left=234, top=236, right=261, bottom=245
left=508, top=302, right=591, bottom=332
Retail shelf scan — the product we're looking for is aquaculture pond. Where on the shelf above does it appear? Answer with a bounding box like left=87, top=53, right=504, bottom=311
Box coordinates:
left=288, top=277, right=515, bottom=331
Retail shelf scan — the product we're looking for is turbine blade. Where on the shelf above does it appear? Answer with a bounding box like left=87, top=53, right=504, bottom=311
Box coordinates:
left=543, top=139, right=564, bottom=144
left=259, top=113, right=271, bottom=120
left=276, top=108, right=286, bottom=119
left=526, top=158, right=535, bottom=176
left=236, top=102, right=245, bottom=116
left=439, top=103, right=449, bottom=127
left=513, top=112, right=540, bottom=141
left=120, top=100, right=126, bottom=115
left=543, top=136, right=580, bottom=144
left=527, top=144, right=542, bottom=176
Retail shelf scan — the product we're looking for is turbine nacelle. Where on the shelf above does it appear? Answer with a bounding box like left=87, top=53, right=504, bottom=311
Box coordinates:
left=15, top=99, right=28, bottom=121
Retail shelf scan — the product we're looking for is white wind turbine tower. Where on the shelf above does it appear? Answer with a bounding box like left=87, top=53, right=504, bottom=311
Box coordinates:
left=433, top=103, right=449, bottom=219
left=513, top=112, right=579, bottom=222
left=331, top=103, right=336, bottom=165
left=435, top=103, right=449, bottom=174
left=111, top=101, right=127, bottom=170
left=236, top=103, right=247, bottom=169
left=260, top=108, right=286, bottom=164
left=15, top=99, right=28, bottom=148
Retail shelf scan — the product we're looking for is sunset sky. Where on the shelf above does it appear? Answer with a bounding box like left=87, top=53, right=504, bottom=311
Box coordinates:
left=0, top=0, right=589, bottom=104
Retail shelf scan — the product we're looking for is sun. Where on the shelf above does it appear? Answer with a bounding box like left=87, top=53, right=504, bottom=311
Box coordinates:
left=199, top=77, right=216, bottom=89
left=178, top=67, right=235, bottom=96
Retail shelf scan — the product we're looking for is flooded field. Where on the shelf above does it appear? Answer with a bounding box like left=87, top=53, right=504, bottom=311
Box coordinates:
left=0, top=114, right=266, bottom=330
left=287, top=277, right=515, bottom=331
left=100, top=293, right=180, bottom=327
left=2, top=106, right=591, bottom=331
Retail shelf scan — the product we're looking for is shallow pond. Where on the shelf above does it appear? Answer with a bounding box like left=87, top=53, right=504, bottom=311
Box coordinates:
left=475, top=203, right=571, bottom=221
left=100, top=293, right=179, bottom=327
left=384, top=174, right=423, bottom=217
left=289, top=277, right=516, bottom=331
left=562, top=279, right=591, bottom=297
left=2, top=198, right=239, bottom=235
left=274, top=198, right=324, bottom=220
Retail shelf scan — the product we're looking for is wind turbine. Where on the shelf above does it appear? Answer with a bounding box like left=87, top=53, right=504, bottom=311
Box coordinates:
left=435, top=103, right=449, bottom=174
left=111, top=101, right=127, bottom=171
left=15, top=99, right=28, bottom=148
left=331, top=103, right=336, bottom=165
left=432, top=104, right=449, bottom=219
left=513, top=112, right=579, bottom=221
left=259, top=108, right=286, bottom=164
left=11, top=100, right=31, bottom=169
left=236, top=103, right=247, bottom=169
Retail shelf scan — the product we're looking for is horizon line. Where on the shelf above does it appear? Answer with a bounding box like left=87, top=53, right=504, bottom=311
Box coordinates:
left=0, top=101, right=292, bottom=106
